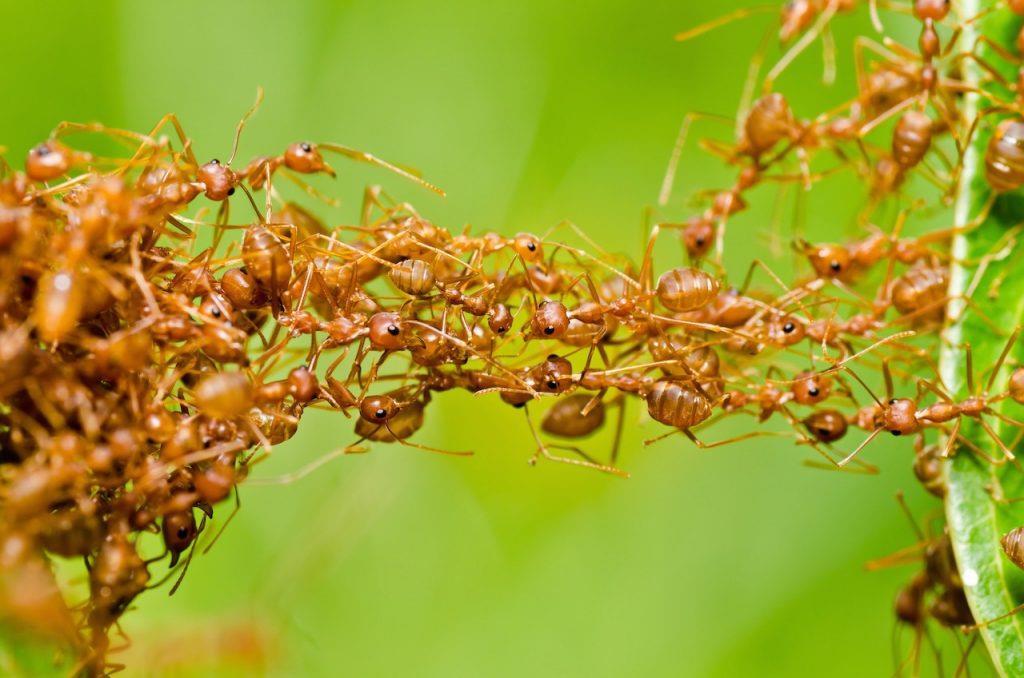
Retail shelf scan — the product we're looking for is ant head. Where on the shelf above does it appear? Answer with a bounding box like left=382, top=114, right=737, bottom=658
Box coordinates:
left=162, top=510, right=198, bottom=566
left=198, top=293, right=235, bottom=325
left=913, top=0, right=950, bottom=21
left=287, top=366, right=319, bottom=403
left=368, top=312, right=406, bottom=350
left=894, top=576, right=926, bottom=626
left=803, top=242, right=851, bottom=279
left=779, top=1, right=816, bottom=43
left=802, top=409, right=848, bottom=443
left=409, top=326, right=448, bottom=366
left=193, top=372, right=252, bottom=419
left=220, top=268, right=263, bottom=309
left=512, top=233, right=544, bottom=263
left=359, top=395, right=399, bottom=424
left=531, top=300, right=569, bottom=339
left=26, top=140, right=76, bottom=182
left=882, top=398, right=921, bottom=436
left=532, top=354, right=574, bottom=393
left=525, top=265, right=562, bottom=295
left=683, top=218, right=715, bottom=260
left=196, top=159, right=238, bottom=201
left=487, top=303, right=513, bottom=335
left=284, top=142, right=335, bottom=177
left=769, top=314, right=805, bottom=346
left=791, top=370, right=831, bottom=405
left=1008, top=367, right=1024, bottom=404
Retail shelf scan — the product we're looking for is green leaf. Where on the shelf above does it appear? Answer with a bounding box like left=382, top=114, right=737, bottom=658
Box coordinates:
left=944, top=2, right=1024, bottom=673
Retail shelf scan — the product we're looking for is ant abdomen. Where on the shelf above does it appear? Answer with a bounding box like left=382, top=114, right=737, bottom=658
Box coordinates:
left=802, top=409, right=848, bottom=443
left=1002, top=527, right=1024, bottom=570
left=656, top=267, right=719, bottom=312
left=986, top=119, right=1024, bottom=193
left=892, top=111, right=933, bottom=168
left=645, top=379, right=713, bottom=430
left=542, top=394, right=606, bottom=438
left=242, top=225, right=292, bottom=296
left=389, top=258, right=436, bottom=296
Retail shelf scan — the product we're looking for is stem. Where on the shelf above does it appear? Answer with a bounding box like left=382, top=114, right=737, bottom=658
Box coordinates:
left=944, top=2, right=1024, bottom=673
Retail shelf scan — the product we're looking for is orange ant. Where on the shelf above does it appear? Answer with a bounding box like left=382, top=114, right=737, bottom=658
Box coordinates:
left=836, top=328, right=1024, bottom=467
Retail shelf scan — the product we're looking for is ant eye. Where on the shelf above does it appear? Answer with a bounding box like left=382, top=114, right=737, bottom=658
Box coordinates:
left=35, top=144, right=51, bottom=156
left=227, top=188, right=235, bottom=196
left=695, top=237, right=705, bottom=246
left=301, top=142, right=312, bottom=153
left=375, top=409, right=386, bottom=419
left=496, top=326, right=507, bottom=333
left=547, top=380, right=558, bottom=390
left=177, top=527, right=189, bottom=539
left=527, top=242, right=536, bottom=251
left=783, top=322, right=795, bottom=333
left=544, top=326, right=555, bottom=335
left=387, top=325, right=400, bottom=336
left=210, top=158, right=220, bottom=165
left=211, top=308, right=221, bottom=317
left=808, top=387, right=820, bottom=397
left=829, top=261, right=841, bottom=271
left=889, top=399, right=897, bottom=405
left=547, top=354, right=558, bottom=360
left=891, top=430, right=901, bottom=436
left=818, top=428, right=829, bottom=436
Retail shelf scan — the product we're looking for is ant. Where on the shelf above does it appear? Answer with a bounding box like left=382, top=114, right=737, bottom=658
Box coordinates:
left=836, top=328, right=1024, bottom=467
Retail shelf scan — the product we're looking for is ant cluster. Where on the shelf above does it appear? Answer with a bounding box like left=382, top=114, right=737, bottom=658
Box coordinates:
left=3, top=0, right=1024, bottom=673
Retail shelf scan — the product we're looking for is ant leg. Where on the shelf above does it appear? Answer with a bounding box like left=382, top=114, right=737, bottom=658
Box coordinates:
left=869, top=0, right=883, bottom=32
left=128, top=112, right=197, bottom=169
left=279, top=169, right=343, bottom=207
left=524, top=404, right=627, bottom=477
left=978, top=418, right=1016, bottom=463
left=226, top=87, right=264, bottom=166
left=954, top=428, right=1002, bottom=465
left=823, top=332, right=917, bottom=378
left=51, top=121, right=158, bottom=153
left=735, top=27, right=774, bottom=140
left=609, top=396, right=626, bottom=466
left=547, top=443, right=630, bottom=479
left=963, top=602, right=1024, bottom=632
left=764, top=1, right=839, bottom=92
left=318, top=142, right=445, bottom=196
left=673, top=5, right=772, bottom=42
left=388, top=423, right=472, bottom=457
left=986, top=326, right=1021, bottom=394
left=858, top=97, right=917, bottom=137
left=839, top=429, right=883, bottom=467
left=986, top=409, right=1024, bottom=429
left=966, top=342, right=976, bottom=394
left=879, top=36, right=919, bottom=62
left=542, top=219, right=612, bottom=261
left=202, top=487, right=241, bottom=555
left=658, top=112, right=734, bottom=206
left=248, top=440, right=369, bottom=486
left=169, top=516, right=207, bottom=596
left=677, top=427, right=793, bottom=450
left=954, top=633, right=979, bottom=677
left=820, top=20, right=836, bottom=86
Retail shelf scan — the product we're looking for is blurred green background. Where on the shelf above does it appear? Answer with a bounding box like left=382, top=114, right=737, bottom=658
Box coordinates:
left=0, top=1, right=973, bottom=676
